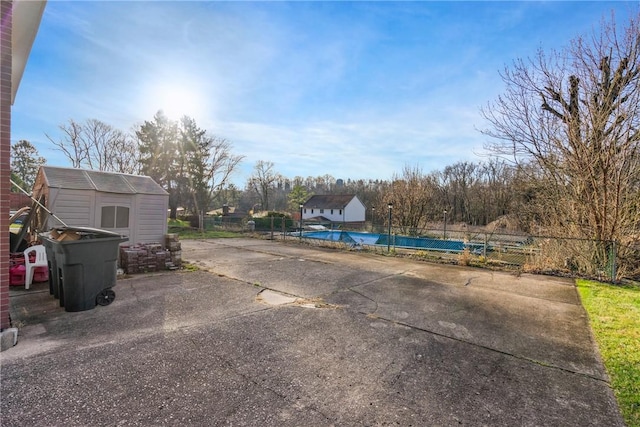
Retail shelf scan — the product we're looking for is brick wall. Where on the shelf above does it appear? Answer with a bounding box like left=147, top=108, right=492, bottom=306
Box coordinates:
left=1, top=0, right=13, bottom=330
left=10, top=192, right=32, bottom=211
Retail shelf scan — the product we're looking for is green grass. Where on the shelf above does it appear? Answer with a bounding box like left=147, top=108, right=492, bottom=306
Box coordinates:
left=167, top=218, right=191, bottom=228
left=168, top=225, right=240, bottom=239
left=177, top=229, right=241, bottom=239
left=577, top=279, right=640, bottom=426
left=167, top=218, right=241, bottom=239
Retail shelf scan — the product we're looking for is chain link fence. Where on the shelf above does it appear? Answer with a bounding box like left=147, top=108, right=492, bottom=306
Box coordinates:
left=199, top=216, right=627, bottom=282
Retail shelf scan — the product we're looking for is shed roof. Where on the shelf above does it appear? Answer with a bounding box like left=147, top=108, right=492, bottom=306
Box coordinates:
left=303, top=194, right=358, bottom=209
left=39, top=166, right=168, bottom=196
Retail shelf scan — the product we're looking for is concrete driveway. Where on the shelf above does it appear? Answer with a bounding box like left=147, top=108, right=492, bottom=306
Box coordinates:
left=1, top=238, right=623, bottom=426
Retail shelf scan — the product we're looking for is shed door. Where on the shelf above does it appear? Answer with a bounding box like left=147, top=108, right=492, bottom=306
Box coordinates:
left=96, top=194, right=132, bottom=238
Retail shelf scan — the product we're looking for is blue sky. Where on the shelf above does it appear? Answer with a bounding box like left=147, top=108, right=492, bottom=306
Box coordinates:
left=11, top=1, right=638, bottom=186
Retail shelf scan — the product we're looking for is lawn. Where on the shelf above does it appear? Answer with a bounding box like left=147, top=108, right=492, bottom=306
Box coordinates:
left=175, top=229, right=241, bottom=239
left=577, top=279, right=640, bottom=427
left=168, top=218, right=241, bottom=239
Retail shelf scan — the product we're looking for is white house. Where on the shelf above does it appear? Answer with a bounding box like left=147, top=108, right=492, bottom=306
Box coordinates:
left=32, top=166, right=169, bottom=244
left=302, top=194, right=366, bottom=224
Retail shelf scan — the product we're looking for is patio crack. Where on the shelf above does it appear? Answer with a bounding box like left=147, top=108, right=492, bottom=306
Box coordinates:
left=208, top=350, right=338, bottom=424
left=371, top=314, right=612, bottom=385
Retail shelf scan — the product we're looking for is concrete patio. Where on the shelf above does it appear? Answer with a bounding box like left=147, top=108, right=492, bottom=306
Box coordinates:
left=1, top=238, right=623, bottom=426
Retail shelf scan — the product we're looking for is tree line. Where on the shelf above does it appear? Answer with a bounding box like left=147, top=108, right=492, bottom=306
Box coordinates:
left=11, top=10, right=640, bottom=278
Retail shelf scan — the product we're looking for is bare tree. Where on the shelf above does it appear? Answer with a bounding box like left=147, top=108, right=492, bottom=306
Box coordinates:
left=248, top=161, right=280, bottom=211
left=83, top=119, right=139, bottom=174
left=46, top=118, right=139, bottom=173
left=438, top=161, right=478, bottom=225
left=109, top=129, right=140, bottom=174
left=46, top=119, right=85, bottom=168
left=481, top=11, right=640, bottom=277
left=207, top=137, right=244, bottom=210
left=386, top=164, right=439, bottom=235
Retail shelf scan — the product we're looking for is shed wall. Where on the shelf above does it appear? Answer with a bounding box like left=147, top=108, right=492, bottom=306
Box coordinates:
left=47, top=189, right=95, bottom=228
left=44, top=189, right=167, bottom=245
left=134, top=194, right=169, bottom=244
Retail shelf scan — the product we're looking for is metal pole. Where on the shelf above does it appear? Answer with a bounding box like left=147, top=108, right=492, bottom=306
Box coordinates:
left=270, top=216, right=274, bottom=240
left=299, top=204, right=304, bottom=242
left=443, top=210, right=447, bottom=239
left=371, top=207, right=375, bottom=232
left=483, top=233, right=488, bottom=258
left=387, top=203, right=393, bottom=252
left=10, top=179, right=68, bottom=227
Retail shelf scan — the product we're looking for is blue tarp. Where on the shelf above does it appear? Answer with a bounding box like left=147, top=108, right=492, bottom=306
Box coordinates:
left=304, top=231, right=466, bottom=251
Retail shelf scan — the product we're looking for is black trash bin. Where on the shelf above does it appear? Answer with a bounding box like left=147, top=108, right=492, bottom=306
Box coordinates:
left=43, top=227, right=128, bottom=312
left=41, top=238, right=61, bottom=301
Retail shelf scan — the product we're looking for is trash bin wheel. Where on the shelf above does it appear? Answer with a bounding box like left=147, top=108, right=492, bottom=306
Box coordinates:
left=96, top=288, right=116, bottom=306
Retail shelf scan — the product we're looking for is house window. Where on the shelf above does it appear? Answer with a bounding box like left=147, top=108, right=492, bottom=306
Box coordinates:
left=320, top=209, right=324, bottom=214
left=304, top=208, right=307, bottom=214
left=311, top=209, right=314, bottom=214
left=339, top=209, right=342, bottom=215
left=331, top=209, right=334, bottom=215
left=101, top=206, right=129, bottom=228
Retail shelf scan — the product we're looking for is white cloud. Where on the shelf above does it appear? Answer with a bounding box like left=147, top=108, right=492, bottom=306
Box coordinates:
left=12, top=0, right=634, bottom=187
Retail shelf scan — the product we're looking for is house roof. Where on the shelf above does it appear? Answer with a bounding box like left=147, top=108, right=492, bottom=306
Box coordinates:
left=303, top=194, right=358, bottom=209
left=12, top=0, right=46, bottom=104
left=305, top=216, right=333, bottom=223
left=39, top=166, right=168, bottom=196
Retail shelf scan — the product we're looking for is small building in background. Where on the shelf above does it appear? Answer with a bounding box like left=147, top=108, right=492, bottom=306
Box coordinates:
left=32, top=166, right=169, bottom=244
left=302, top=194, right=366, bottom=225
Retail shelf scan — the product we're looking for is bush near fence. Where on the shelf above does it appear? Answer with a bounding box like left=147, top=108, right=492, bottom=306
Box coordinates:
left=193, top=216, right=635, bottom=282
left=300, top=226, right=628, bottom=282
left=202, top=216, right=247, bottom=231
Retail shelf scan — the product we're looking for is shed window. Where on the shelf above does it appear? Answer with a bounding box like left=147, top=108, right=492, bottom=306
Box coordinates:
left=101, top=206, right=129, bottom=228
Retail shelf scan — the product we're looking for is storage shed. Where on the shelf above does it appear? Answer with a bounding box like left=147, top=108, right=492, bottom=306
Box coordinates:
left=31, top=166, right=169, bottom=245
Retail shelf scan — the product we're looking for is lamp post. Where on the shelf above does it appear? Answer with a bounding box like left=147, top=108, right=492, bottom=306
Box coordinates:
left=387, top=203, right=393, bottom=252
left=443, top=209, right=447, bottom=240
left=371, top=207, right=375, bottom=232
left=299, top=204, right=304, bottom=242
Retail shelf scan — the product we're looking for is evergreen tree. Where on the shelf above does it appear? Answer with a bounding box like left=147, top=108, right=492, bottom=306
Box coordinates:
left=11, top=140, right=45, bottom=191
left=136, top=111, right=180, bottom=218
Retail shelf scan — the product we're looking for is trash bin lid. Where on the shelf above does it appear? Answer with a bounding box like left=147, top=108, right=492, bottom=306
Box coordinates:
left=50, top=226, right=125, bottom=239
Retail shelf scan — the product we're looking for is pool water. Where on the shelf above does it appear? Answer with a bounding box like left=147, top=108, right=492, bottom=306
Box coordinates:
left=303, top=230, right=465, bottom=251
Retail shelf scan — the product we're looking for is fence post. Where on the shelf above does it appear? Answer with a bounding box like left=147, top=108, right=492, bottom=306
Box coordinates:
left=270, top=216, right=274, bottom=240
left=483, top=233, right=488, bottom=258
left=610, top=240, right=617, bottom=283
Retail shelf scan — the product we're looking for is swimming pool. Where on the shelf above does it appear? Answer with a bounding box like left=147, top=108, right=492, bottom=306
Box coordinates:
left=303, top=230, right=466, bottom=251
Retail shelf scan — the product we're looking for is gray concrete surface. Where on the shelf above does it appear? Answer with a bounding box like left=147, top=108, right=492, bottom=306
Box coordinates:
left=1, top=237, right=624, bottom=426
